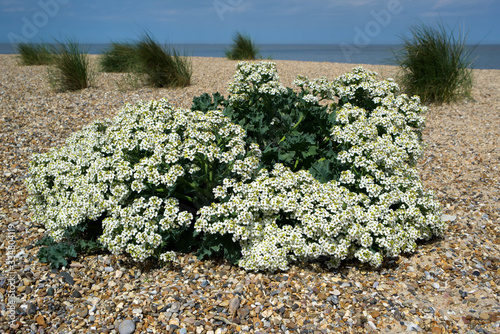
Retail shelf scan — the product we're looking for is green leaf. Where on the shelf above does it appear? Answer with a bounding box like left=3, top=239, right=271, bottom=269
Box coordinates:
left=191, top=92, right=225, bottom=112
left=278, top=151, right=296, bottom=164
left=309, top=159, right=332, bottom=183
left=37, top=242, right=77, bottom=269
left=303, top=145, right=318, bottom=159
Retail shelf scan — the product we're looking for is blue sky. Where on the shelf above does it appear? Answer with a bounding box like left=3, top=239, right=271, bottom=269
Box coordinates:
left=1, top=0, right=499, bottom=45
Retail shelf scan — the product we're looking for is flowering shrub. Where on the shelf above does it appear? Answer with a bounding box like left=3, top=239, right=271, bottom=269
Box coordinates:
left=194, top=63, right=444, bottom=271
left=26, top=99, right=260, bottom=263
left=27, top=62, right=445, bottom=271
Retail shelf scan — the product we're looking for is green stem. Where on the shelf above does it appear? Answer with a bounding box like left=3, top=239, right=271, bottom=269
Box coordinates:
left=293, top=113, right=305, bottom=129
left=170, top=191, right=193, bottom=204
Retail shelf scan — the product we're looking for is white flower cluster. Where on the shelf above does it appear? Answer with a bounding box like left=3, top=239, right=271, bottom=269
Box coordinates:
left=196, top=63, right=444, bottom=271
left=26, top=99, right=260, bottom=262
left=228, top=61, right=287, bottom=106
left=332, top=66, right=400, bottom=102
left=197, top=164, right=362, bottom=271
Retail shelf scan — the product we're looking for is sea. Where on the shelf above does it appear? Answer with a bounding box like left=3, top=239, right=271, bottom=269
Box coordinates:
left=1, top=43, right=499, bottom=70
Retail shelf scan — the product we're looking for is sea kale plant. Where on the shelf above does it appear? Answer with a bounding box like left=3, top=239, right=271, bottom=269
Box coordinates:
left=26, top=99, right=261, bottom=265
left=26, top=62, right=445, bottom=271
left=194, top=63, right=444, bottom=270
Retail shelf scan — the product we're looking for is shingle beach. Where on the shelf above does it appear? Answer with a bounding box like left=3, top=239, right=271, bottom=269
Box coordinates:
left=1, top=54, right=499, bottom=333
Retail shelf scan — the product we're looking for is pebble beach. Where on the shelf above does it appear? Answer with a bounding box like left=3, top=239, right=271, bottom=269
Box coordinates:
left=0, top=54, right=499, bottom=333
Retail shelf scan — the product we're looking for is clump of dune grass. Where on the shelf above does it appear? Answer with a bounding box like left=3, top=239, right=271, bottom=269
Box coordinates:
left=135, top=32, right=192, bottom=88
left=394, top=21, right=475, bottom=104
left=225, top=32, right=261, bottom=60
left=16, top=42, right=53, bottom=65
left=100, top=42, right=139, bottom=73
left=48, top=39, right=95, bottom=92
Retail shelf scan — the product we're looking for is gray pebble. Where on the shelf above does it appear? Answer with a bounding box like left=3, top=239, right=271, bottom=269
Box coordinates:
left=118, top=319, right=136, bottom=334
left=27, top=302, right=37, bottom=314
left=367, top=320, right=377, bottom=330
left=59, top=271, right=74, bottom=285
left=15, top=249, right=26, bottom=258
left=76, top=307, right=88, bottom=318
left=441, top=214, right=457, bottom=222
left=170, top=302, right=181, bottom=313
left=71, top=290, right=82, bottom=298
left=406, top=322, right=422, bottom=332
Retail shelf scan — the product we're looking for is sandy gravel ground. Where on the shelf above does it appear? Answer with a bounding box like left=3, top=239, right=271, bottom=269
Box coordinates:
left=0, top=54, right=499, bottom=334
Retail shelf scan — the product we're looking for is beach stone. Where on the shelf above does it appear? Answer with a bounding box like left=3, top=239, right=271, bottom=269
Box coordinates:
left=35, top=314, right=46, bottom=327
left=70, top=262, right=84, bottom=268
left=71, top=290, right=82, bottom=298
left=237, top=306, right=250, bottom=318
left=170, top=302, right=181, bottom=313
left=328, top=296, right=339, bottom=305
left=234, top=284, right=244, bottom=293
left=367, top=320, right=377, bottom=331
left=59, top=271, right=74, bottom=285
left=229, top=297, right=241, bottom=317
left=441, top=214, right=457, bottom=222
left=27, top=302, right=37, bottom=314
left=118, top=319, right=135, bottom=334
left=76, top=307, right=88, bottom=318
left=406, top=322, right=422, bottom=331
left=46, top=287, right=54, bottom=296
left=431, top=327, right=442, bottom=334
